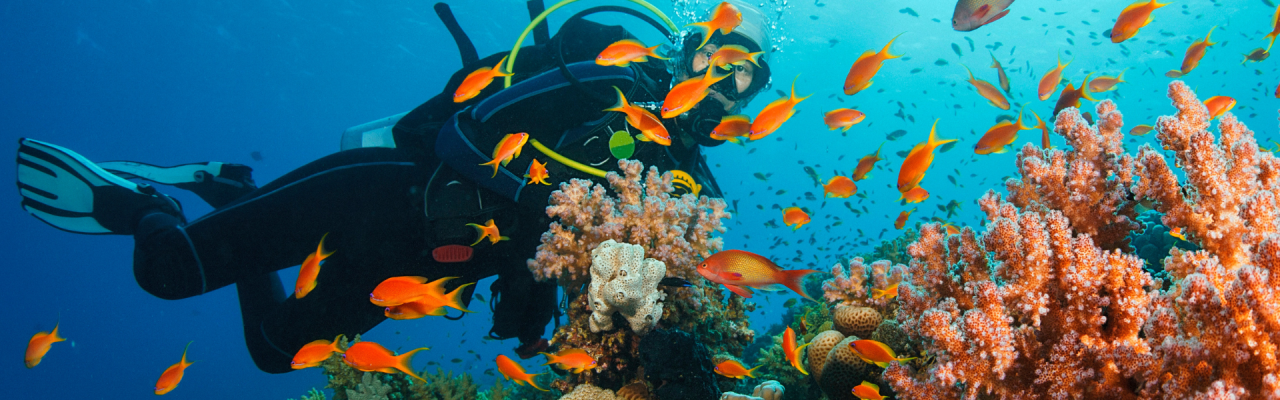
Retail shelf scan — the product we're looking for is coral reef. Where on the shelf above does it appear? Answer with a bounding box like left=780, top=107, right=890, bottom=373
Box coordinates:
left=720, top=380, right=784, bottom=400
left=752, top=329, right=823, bottom=400
left=530, top=159, right=730, bottom=286
left=831, top=305, right=882, bottom=339
left=638, top=329, right=721, bottom=400
left=316, top=335, right=484, bottom=400
left=1128, top=210, right=1198, bottom=279
left=558, top=384, right=618, bottom=400
left=878, top=84, right=1280, bottom=398
left=821, top=257, right=905, bottom=312
left=588, top=240, right=666, bottom=335
left=347, top=372, right=394, bottom=400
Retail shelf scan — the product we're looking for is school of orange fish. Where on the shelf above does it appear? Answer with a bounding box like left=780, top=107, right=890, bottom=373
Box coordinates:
left=24, top=1, right=1280, bottom=398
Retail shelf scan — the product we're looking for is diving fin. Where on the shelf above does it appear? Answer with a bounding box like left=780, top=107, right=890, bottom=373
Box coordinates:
left=17, top=138, right=183, bottom=235
left=98, top=161, right=256, bottom=208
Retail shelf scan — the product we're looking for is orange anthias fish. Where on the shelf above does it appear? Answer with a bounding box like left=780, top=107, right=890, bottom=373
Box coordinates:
left=454, top=56, right=513, bottom=103
left=1204, top=96, right=1236, bottom=120
left=962, top=64, right=1009, bottom=110
left=479, top=132, right=530, bottom=178
left=852, top=143, right=885, bottom=181
left=782, top=207, right=810, bottom=231
left=384, top=282, right=474, bottom=320
left=1275, top=81, right=1279, bottom=98
left=709, top=45, right=763, bottom=69
left=899, top=186, right=929, bottom=204
left=1088, top=68, right=1127, bottom=92
left=1166, top=26, right=1216, bottom=78
left=467, top=219, right=509, bottom=246
left=849, top=339, right=917, bottom=368
left=783, top=327, right=811, bottom=375
left=686, top=2, right=743, bottom=50
left=952, top=0, right=1016, bottom=32
left=897, top=120, right=957, bottom=193
left=1111, top=0, right=1169, bottom=43
left=525, top=158, right=550, bottom=185
left=749, top=77, right=810, bottom=140
left=944, top=223, right=962, bottom=235
left=711, top=115, right=753, bottom=141
left=696, top=249, right=819, bottom=300
left=295, top=232, right=333, bottom=299
left=1031, top=110, right=1053, bottom=148
left=343, top=341, right=427, bottom=381
left=824, top=176, right=858, bottom=198
left=291, top=334, right=345, bottom=370
left=824, top=108, right=866, bottom=132
left=895, top=208, right=915, bottom=230
left=1037, top=53, right=1071, bottom=101
left=154, top=342, right=194, bottom=395
left=853, top=381, right=887, bottom=400
left=1266, top=5, right=1280, bottom=51
left=1130, top=124, right=1155, bottom=136
left=370, top=275, right=457, bottom=307
left=1242, top=48, right=1271, bottom=64
left=974, top=108, right=1030, bottom=154
left=539, top=348, right=598, bottom=373
left=662, top=66, right=729, bottom=119
left=714, top=359, right=761, bottom=379
left=596, top=39, right=667, bottom=67
left=844, top=33, right=904, bottom=96
left=1052, top=74, right=1097, bottom=117
left=25, top=322, right=66, bottom=368
left=872, top=282, right=900, bottom=300
left=496, top=354, right=548, bottom=391
left=990, top=52, right=1011, bottom=93
left=606, top=87, right=671, bottom=146
left=1170, top=227, right=1187, bottom=241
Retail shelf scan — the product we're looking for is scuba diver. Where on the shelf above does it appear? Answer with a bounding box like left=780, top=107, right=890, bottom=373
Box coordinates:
left=13, top=0, right=774, bottom=374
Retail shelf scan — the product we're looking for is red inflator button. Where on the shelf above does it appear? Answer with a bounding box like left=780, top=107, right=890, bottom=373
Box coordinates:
left=432, top=244, right=474, bottom=263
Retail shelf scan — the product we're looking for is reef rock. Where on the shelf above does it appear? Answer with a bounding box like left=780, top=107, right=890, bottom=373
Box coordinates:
left=588, top=240, right=667, bottom=335
left=639, top=329, right=721, bottom=400
left=805, top=330, right=845, bottom=382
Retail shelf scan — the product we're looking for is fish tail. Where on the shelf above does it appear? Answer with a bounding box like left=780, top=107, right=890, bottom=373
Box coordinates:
left=794, top=343, right=812, bottom=375
left=478, top=158, right=501, bottom=178
left=927, top=119, right=957, bottom=148
left=605, top=86, right=628, bottom=112
left=881, top=32, right=905, bottom=59
left=466, top=223, right=487, bottom=246
left=988, top=52, right=999, bottom=68
left=646, top=45, right=669, bottom=60
left=872, top=288, right=885, bottom=299
left=525, top=374, right=549, bottom=391
left=777, top=269, right=820, bottom=302
left=181, top=341, right=194, bottom=366
left=538, top=352, right=557, bottom=366
left=1117, top=67, right=1128, bottom=82
left=1204, top=26, right=1217, bottom=47
left=789, top=75, right=812, bottom=102
left=493, top=55, right=513, bottom=77
left=1079, top=73, right=1097, bottom=102
left=748, top=51, right=763, bottom=66
left=1266, top=33, right=1278, bottom=52
left=317, top=232, right=335, bottom=259
left=744, top=364, right=763, bottom=378
left=685, top=22, right=714, bottom=49
left=51, top=322, right=65, bottom=342
left=397, top=347, right=430, bottom=381
left=961, top=63, right=974, bottom=80
left=443, top=282, right=476, bottom=313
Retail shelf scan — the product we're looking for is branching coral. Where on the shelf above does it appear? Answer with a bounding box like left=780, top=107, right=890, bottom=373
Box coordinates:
left=821, top=257, right=906, bottom=311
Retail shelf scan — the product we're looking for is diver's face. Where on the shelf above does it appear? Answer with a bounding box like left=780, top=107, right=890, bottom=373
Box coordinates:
left=689, top=44, right=757, bottom=112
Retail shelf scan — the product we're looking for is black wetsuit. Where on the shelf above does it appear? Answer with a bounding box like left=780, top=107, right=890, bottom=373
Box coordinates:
left=130, top=18, right=722, bottom=373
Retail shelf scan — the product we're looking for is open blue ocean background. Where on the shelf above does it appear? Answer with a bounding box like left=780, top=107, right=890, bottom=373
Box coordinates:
left=2, top=0, right=1276, bottom=398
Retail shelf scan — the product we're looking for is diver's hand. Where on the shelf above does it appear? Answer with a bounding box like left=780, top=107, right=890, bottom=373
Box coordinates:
left=515, top=338, right=549, bottom=359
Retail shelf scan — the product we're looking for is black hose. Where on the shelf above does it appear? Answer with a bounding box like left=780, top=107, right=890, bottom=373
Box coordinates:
left=434, top=2, right=479, bottom=66
left=527, top=0, right=550, bottom=45
left=552, top=6, right=676, bottom=106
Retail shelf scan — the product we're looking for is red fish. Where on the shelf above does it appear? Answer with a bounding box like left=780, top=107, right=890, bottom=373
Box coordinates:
left=454, top=56, right=513, bottom=103
left=1166, top=26, right=1216, bottom=78
left=714, top=359, right=761, bottom=379
left=853, top=381, right=887, bottom=400
left=525, top=158, right=550, bottom=185
left=25, top=322, right=66, bottom=368
left=1031, top=110, right=1053, bottom=148
left=696, top=249, right=818, bottom=300
left=154, top=342, right=194, bottom=395
left=849, top=339, right=916, bottom=368
left=1203, top=96, right=1235, bottom=121
left=899, top=186, right=929, bottom=204
left=782, top=327, right=811, bottom=375
left=596, top=39, right=667, bottom=67
left=291, top=334, right=345, bottom=370
left=343, top=341, right=428, bottom=381
left=606, top=87, right=671, bottom=146
left=384, top=281, right=473, bottom=320
left=974, top=108, right=1030, bottom=154
left=990, top=52, right=1011, bottom=93
left=686, top=2, right=743, bottom=50
left=749, top=77, right=810, bottom=140
left=824, top=176, right=858, bottom=198
left=295, top=233, right=333, bottom=299
left=845, top=33, right=904, bottom=95
left=1170, top=227, right=1187, bottom=241
left=467, top=219, right=509, bottom=246
left=1037, top=53, right=1070, bottom=101
left=1266, top=5, right=1280, bottom=51
left=1088, top=68, right=1127, bottom=92
left=1111, top=0, right=1169, bottom=43
left=711, top=115, right=753, bottom=141
left=370, top=276, right=457, bottom=307
left=1130, top=124, right=1155, bottom=136
left=709, top=45, right=763, bottom=69
left=782, top=207, right=810, bottom=231
left=872, top=282, right=900, bottom=300
left=962, top=64, right=1009, bottom=110
left=824, top=108, right=866, bottom=132
left=895, top=208, right=915, bottom=230
left=897, top=120, right=956, bottom=193
left=662, top=66, right=729, bottom=119
left=852, top=143, right=884, bottom=181
left=1052, top=74, right=1096, bottom=117
left=496, top=354, right=548, bottom=391
left=952, top=0, right=1015, bottom=32
left=479, top=133, right=530, bottom=178
left=539, top=348, right=598, bottom=373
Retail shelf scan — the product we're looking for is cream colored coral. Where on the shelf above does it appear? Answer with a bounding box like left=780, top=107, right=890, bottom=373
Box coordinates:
left=559, top=383, right=618, bottom=400
left=346, top=372, right=392, bottom=400
left=588, top=240, right=666, bottom=335
left=832, top=305, right=881, bottom=339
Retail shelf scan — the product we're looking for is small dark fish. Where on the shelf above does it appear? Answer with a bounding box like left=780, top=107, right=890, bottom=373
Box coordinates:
left=451, top=358, right=463, bottom=363
left=249, top=151, right=263, bottom=161
left=935, top=59, right=949, bottom=66
left=754, top=172, right=772, bottom=181
left=484, top=369, right=495, bottom=376
left=896, top=150, right=910, bottom=158
left=660, top=277, right=692, bottom=287
left=829, top=38, right=840, bottom=47
left=783, top=298, right=797, bottom=308
left=899, top=7, right=918, bottom=16
left=910, top=68, right=923, bottom=74
left=1265, top=0, right=1276, bottom=7
left=952, top=43, right=963, bottom=57
left=965, top=37, right=975, bottom=52
left=887, top=129, right=909, bottom=140
left=475, top=294, right=486, bottom=302
left=809, top=15, right=819, bottom=20
left=776, top=89, right=787, bottom=98
left=775, top=189, right=787, bottom=195
left=939, top=140, right=957, bottom=153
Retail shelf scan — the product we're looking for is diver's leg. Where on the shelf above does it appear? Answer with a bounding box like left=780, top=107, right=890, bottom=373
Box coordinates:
left=236, top=271, right=290, bottom=373
left=99, top=161, right=257, bottom=208
left=130, top=147, right=427, bottom=300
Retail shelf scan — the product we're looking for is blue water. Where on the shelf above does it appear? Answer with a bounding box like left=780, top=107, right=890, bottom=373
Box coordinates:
left=1, top=0, right=1276, bottom=398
